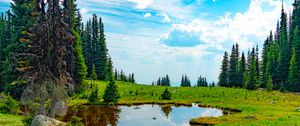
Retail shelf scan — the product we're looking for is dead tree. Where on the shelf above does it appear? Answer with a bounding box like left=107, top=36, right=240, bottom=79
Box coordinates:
left=21, top=0, right=75, bottom=117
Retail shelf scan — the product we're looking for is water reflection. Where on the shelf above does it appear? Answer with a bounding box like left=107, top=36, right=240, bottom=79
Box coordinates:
left=61, top=105, right=120, bottom=126
left=161, top=105, right=172, bottom=118
left=60, top=104, right=223, bottom=126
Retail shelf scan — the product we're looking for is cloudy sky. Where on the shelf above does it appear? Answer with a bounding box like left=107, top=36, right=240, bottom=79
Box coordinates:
left=0, top=0, right=294, bottom=86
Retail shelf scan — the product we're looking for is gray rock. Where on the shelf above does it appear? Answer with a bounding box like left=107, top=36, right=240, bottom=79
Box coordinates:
left=54, top=102, right=68, bottom=117
left=30, top=115, right=67, bottom=126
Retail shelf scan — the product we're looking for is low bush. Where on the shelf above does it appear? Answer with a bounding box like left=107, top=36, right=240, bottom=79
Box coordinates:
left=0, top=93, right=20, bottom=115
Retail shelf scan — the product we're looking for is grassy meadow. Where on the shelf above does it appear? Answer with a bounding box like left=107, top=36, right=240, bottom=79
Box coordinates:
left=70, top=80, right=300, bottom=125
left=1, top=80, right=300, bottom=126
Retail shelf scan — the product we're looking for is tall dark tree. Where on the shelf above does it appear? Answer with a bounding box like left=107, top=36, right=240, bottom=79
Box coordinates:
left=237, top=52, right=246, bottom=88
left=66, top=0, right=87, bottom=92
left=20, top=0, right=75, bottom=117
left=181, top=74, right=191, bottom=87
left=95, top=17, right=108, bottom=80
left=277, top=5, right=290, bottom=86
left=103, top=57, right=120, bottom=104
left=218, top=52, right=229, bottom=87
left=245, top=48, right=258, bottom=90
left=1, top=0, right=34, bottom=98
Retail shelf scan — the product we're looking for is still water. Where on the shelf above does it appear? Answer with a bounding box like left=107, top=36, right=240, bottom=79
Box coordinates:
left=60, top=104, right=223, bottom=126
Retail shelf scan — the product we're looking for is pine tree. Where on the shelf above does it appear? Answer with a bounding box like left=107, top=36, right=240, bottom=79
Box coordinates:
left=90, top=64, right=97, bottom=81
left=261, top=33, right=272, bottom=88
left=277, top=6, right=290, bottom=86
left=131, top=73, right=135, bottom=83
left=1, top=0, right=35, bottom=99
left=96, top=17, right=108, bottom=80
left=245, top=48, right=258, bottom=90
left=288, top=47, right=298, bottom=91
left=20, top=0, right=76, bottom=117
left=67, top=0, right=87, bottom=91
left=266, top=75, right=273, bottom=91
left=237, top=52, right=246, bottom=88
left=103, top=57, right=120, bottom=104
left=219, top=52, right=229, bottom=87
left=161, top=88, right=171, bottom=100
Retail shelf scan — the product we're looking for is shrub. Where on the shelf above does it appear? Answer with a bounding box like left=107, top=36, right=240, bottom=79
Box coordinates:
left=161, top=88, right=171, bottom=100
left=0, top=94, right=20, bottom=115
left=88, top=86, right=99, bottom=103
left=67, top=116, right=84, bottom=126
left=22, top=115, right=34, bottom=126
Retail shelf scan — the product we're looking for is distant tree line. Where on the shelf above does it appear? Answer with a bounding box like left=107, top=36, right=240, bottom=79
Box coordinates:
left=114, top=69, right=135, bottom=83
left=219, top=1, right=300, bottom=92
left=152, top=75, right=171, bottom=86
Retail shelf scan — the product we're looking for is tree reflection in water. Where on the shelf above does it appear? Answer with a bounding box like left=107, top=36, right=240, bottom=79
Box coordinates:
left=61, top=105, right=121, bottom=126
left=160, top=105, right=172, bottom=118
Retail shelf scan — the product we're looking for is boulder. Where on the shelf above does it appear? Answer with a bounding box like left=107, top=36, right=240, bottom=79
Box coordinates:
left=30, top=115, right=67, bottom=126
left=54, top=102, right=68, bottom=117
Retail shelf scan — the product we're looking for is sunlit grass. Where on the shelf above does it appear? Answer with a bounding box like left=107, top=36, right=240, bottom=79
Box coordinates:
left=0, top=113, right=23, bottom=126
left=73, top=80, right=300, bottom=125
left=1, top=80, right=300, bottom=125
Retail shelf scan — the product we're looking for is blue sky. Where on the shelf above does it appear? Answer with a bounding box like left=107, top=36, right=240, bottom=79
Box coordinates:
left=0, top=0, right=294, bottom=86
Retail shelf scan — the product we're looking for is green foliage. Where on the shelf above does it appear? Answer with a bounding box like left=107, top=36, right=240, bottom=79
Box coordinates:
left=197, top=76, right=208, bottom=87
left=103, top=58, right=120, bottom=104
left=67, top=116, right=84, bottom=126
left=90, top=64, right=97, bottom=80
left=22, top=115, right=34, bottom=126
left=266, top=75, right=273, bottom=91
left=0, top=94, right=19, bottom=115
left=228, top=44, right=240, bottom=87
left=181, top=74, right=191, bottom=87
left=161, top=88, right=171, bottom=100
left=82, top=15, right=108, bottom=80
left=155, top=75, right=171, bottom=86
left=72, top=28, right=87, bottom=92
left=245, top=48, right=258, bottom=90
left=88, top=85, right=99, bottom=103
left=277, top=8, right=290, bottom=85
left=218, top=52, right=229, bottom=87
left=288, top=47, right=298, bottom=91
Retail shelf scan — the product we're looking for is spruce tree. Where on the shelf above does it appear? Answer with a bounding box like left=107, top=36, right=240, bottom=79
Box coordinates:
left=218, top=52, right=229, bottom=87
left=237, top=52, right=246, bottom=88
left=288, top=47, right=298, bottom=91
left=277, top=6, right=290, bottom=86
left=95, top=17, right=108, bottom=80
left=67, top=0, right=87, bottom=91
left=103, top=57, right=120, bottom=104
left=2, top=0, right=35, bottom=99
left=245, top=48, right=258, bottom=90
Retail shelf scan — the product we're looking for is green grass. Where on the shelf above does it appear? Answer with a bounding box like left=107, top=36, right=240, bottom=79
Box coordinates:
left=73, top=80, right=300, bottom=125
left=2, top=80, right=300, bottom=126
left=0, top=113, right=24, bottom=126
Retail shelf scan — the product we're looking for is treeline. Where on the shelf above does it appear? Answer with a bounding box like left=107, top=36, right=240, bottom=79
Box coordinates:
left=152, top=74, right=213, bottom=87
left=0, top=0, right=125, bottom=111
left=114, top=69, right=135, bottom=83
left=219, top=1, right=300, bottom=92
left=152, top=75, right=171, bottom=86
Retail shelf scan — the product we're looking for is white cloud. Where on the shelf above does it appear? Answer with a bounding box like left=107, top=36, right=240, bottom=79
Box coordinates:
left=80, top=8, right=89, bottom=15
left=144, top=13, right=152, bottom=18
left=126, top=0, right=153, bottom=9
left=161, top=0, right=292, bottom=51
left=161, top=13, right=172, bottom=23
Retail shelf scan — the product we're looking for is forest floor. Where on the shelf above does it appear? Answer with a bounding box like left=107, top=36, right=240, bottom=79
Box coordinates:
left=1, top=80, right=300, bottom=126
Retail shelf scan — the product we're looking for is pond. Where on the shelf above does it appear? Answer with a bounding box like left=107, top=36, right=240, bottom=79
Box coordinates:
left=60, top=104, right=223, bottom=126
